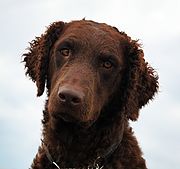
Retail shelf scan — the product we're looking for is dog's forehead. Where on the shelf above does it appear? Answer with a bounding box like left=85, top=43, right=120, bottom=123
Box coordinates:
left=63, top=20, right=121, bottom=41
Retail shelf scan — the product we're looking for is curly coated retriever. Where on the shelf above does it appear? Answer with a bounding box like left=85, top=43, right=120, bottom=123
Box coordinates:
left=23, top=19, right=158, bottom=169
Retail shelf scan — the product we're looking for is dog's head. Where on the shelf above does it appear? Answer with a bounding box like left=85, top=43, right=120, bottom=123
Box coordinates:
left=23, top=20, right=158, bottom=128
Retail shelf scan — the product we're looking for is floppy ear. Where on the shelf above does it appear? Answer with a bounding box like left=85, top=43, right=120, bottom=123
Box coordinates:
left=120, top=32, right=159, bottom=121
left=23, top=21, right=65, bottom=96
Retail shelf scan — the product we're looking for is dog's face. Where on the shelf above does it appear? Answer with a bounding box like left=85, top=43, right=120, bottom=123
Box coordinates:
left=23, top=20, right=158, bottom=128
left=47, top=22, right=126, bottom=127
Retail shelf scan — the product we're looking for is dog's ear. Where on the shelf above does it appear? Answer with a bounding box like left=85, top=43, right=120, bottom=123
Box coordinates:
left=23, top=21, right=65, bottom=96
left=120, top=32, right=159, bottom=121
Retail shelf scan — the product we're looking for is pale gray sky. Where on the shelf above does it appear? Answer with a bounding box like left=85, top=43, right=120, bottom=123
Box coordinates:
left=0, top=0, right=180, bottom=169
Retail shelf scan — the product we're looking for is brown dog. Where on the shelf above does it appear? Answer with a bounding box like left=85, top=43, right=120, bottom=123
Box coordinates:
left=23, top=20, right=158, bottom=169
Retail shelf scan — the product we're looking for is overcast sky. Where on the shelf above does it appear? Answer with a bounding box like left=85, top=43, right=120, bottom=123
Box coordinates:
left=0, top=0, right=180, bottom=169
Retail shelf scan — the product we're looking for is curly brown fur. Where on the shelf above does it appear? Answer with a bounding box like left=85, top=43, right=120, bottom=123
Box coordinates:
left=23, top=20, right=158, bottom=169
left=23, top=21, right=65, bottom=96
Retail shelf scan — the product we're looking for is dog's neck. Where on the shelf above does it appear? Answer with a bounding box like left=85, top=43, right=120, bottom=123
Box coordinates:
left=42, top=105, right=125, bottom=168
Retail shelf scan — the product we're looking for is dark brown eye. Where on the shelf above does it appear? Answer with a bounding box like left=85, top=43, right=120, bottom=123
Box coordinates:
left=60, top=48, right=70, bottom=57
left=102, top=61, right=113, bottom=69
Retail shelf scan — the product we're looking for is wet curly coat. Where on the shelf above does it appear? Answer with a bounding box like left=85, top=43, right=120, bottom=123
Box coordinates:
left=23, top=20, right=158, bottom=169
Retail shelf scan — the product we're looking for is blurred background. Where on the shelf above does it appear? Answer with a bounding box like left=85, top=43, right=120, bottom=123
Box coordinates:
left=0, top=0, right=180, bottom=169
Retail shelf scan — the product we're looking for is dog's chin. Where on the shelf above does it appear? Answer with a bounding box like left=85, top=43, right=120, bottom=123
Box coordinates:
left=51, top=112, right=96, bottom=129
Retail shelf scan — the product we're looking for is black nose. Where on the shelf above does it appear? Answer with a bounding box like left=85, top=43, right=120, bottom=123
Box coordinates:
left=58, top=86, right=84, bottom=106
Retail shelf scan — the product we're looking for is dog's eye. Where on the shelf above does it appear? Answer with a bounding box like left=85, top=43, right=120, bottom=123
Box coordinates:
left=102, top=60, right=113, bottom=69
left=60, top=48, right=71, bottom=57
